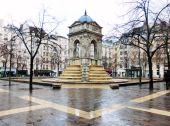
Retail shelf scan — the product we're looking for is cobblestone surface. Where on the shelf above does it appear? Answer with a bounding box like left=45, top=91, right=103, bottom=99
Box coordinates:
left=0, top=80, right=169, bottom=126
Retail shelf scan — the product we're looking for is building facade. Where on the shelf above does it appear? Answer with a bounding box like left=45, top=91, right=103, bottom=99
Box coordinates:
left=0, top=22, right=68, bottom=77
left=102, top=40, right=113, bottom=73
left=112, top=27, right=166, bottom=79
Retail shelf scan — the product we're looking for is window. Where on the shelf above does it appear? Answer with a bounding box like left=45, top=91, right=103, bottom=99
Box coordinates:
left=124, top=51, right=127, bottom=55
left=46, top=65, right=48, bottom=70
left=11, top=63, right=14, bottom=68
left=125, top=63, right=128, bottom=68
left=120, top=57, right=123, bottom=60
left=36, top=64, right=38, bottom=70
left=4, top=37, right=8, bottom=41
left=120, top=45, right=123, bottom=49
left=2, top=62, right=6, bottom=67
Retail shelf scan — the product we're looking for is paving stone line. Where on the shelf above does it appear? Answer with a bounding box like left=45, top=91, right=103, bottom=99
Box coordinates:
left=89, top=104, right=125, bottom=119
left=1, top=88, right=170, bottom=120
left=0, top=105, right=48, bottom=117
left=20, top=96, right=127, bottom=119
left=0, top=88, right=9, bottom=93
left=131, top=90, right=170, bottom=103
left=20, top=96, right=91, bottom=119
left=127, top=106, right=170, bottom=117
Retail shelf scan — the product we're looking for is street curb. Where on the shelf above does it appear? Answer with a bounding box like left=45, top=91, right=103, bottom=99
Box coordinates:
left=0, top=78, right=163, bottom=87
left=0, top=79, right=53, bottom=86
left=118, top=80, right=163, bottom=87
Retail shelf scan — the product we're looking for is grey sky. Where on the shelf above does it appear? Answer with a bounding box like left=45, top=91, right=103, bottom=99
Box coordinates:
left=0, top=0, right=168, bottom=37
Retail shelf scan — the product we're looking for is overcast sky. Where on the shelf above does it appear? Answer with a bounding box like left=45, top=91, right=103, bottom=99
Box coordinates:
left=0, top=0, right=168, bottom=37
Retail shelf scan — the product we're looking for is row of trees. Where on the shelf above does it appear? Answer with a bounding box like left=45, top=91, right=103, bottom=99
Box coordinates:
left=0, top=35, right=28, bottom=77
left=116, top=0, right=170, bottom=90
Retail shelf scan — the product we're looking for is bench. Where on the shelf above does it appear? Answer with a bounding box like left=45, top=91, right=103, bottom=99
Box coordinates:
left=109, top=84, right=119, bottom=89
left=52, top=83, right=62, bottom=89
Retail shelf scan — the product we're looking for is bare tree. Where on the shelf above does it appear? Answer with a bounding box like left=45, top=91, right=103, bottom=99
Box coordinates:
left=1, top=25, right=17, bottom=86
left=159, top=21, right=170, bottom=70
left=10, top=9, right=61, bottom=92
left=119, top=0, right=170, bottom=90
left=0, top=44, right=9, bottom=77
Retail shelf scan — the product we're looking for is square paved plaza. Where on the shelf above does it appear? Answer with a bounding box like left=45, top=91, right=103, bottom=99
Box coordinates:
left=0, top=80, right=170, bottom=126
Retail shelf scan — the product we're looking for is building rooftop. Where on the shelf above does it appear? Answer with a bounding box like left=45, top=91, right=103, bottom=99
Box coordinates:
left=78, top=10, right=94, bottom=23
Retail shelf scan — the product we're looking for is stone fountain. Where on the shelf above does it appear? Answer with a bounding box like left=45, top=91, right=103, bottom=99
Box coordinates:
left=42, top=11, right=128, bottom=85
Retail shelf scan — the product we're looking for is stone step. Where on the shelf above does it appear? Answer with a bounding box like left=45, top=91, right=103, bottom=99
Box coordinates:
left=89, top=74, right=110, bottom=77
left=90, top=66, right=104, bottom=68
left=59, top=78, right=81, bottom=81
left=63, top=70, right=81, bottom=74
left=63, top=73, right=81, bottom=76
left=89, top=71, right=107, bottom=74
left=66, top=68, right=81, bottom=70
left=58, top=79, right=81, bottom=82
left=90, top=68, right=105, bottom=71
left=90, top=65, right=103, bottom=67
left=89, top=80, right=114, bottom=82
left=59, top=76, right=81, bottom=79
left=89, top=77, right=112, bottom=80
left=60, top=74, right=82, bottom=77
left=69, top=65, right=81, bottom=67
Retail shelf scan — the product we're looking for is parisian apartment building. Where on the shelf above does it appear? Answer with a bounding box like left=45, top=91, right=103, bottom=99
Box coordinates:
left=0, top=20, right=68, bottom=77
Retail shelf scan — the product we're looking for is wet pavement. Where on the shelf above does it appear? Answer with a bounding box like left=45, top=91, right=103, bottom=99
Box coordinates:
left=0, top=80, right=170, bottom=126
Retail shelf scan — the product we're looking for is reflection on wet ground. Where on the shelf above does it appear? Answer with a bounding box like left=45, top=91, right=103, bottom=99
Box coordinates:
left=0, top=80, right=170, bottom=126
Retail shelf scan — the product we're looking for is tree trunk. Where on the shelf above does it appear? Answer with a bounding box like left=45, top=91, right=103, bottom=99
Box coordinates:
left=165, top=44, right=170, bottom=70
left=167, top=54, right=170, bottom=70
left=148, top=56, right=153, bottom=90
left=29, top=57, right=34, bottom=92
left=16, top=58, right=18, bottom=77
left=138, top=43, right=141, bottom=85
left=3, top=60, right=7, bottom=77
left=57, top=62, right=60, bottom=76
left=9, top=51, right=12, bottom=86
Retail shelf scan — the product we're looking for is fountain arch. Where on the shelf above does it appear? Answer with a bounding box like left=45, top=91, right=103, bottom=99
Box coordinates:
left=90, top=40, right=97, bottom=59
left=73, top=40, right=80, bottom=58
